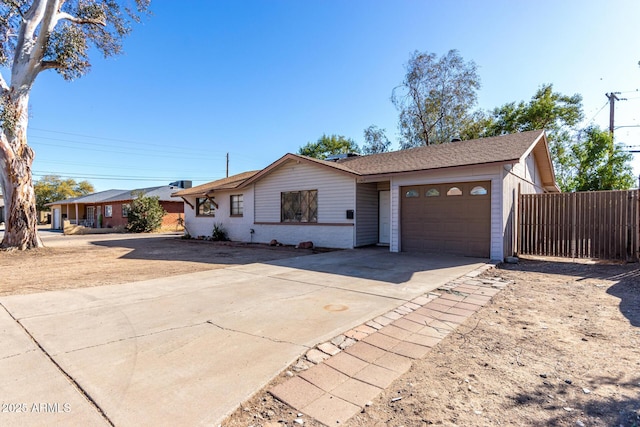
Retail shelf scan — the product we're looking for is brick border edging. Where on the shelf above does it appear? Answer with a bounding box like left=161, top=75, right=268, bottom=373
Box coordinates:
left=269, top=262, right=512, bottom=426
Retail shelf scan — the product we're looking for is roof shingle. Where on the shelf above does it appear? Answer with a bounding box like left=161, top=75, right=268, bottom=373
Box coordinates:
left=337, top=130, right=545, bottom=176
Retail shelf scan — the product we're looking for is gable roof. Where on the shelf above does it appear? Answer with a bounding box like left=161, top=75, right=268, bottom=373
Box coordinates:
left=242, top=130, right=558, bottom=192
left=171, top=170, right=260, bottom=197
left=338, top=130, right=548, bottom=175
left=170, top=130, right=559, bottom=196
left=241, top=153, right=359, bottom=188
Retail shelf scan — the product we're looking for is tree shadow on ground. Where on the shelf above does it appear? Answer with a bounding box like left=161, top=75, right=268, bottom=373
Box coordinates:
left=91, top=236, right=312, bottom=265
left=508, top=374, right=640, bottom=426
left=498, top=259, right=640, bottom=328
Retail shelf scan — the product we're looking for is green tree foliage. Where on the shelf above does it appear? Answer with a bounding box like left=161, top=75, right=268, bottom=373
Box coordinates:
left=298, top=134, right=360, bottom=159
left=126, top=194, right=166, bottom=233
left=362, top=125, right=391, bottom=154
left=569, top=126, right=635, bottom=192
left=467, top=84, right=584, bottom=191
left=392, top=49, right=481, bottom=148
left=34, top=175, right=94, bottom=212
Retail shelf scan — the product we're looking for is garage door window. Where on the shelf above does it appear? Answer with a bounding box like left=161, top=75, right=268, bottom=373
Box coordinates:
left=446, top=186, right=462, bottom=196
left=425, top=188, right=440, bottom=197
left=470, top=185, right=488, bottom=195
left=405, top=189, right=419, bottom=198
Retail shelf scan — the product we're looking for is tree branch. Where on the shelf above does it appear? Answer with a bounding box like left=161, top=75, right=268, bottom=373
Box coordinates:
left=56, top=12, right=105, bottom=27
left=40, top=60, right=60, bottom=71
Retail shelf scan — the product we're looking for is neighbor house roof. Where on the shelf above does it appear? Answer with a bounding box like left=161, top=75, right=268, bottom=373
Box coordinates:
left=171, top=170, right=260, bottom=197
left=46, top=189, right=128, bottom=206
left=101, top=185, right=183, bottom=203
left=46, top=185, right=184, bottom=206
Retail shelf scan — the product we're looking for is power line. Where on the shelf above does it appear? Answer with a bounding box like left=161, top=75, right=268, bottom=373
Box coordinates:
left=28, top=126, right=228, bottom=155
left=32, top=170, right=224, bottom=182
left=585, top=100, right=609, bottom=124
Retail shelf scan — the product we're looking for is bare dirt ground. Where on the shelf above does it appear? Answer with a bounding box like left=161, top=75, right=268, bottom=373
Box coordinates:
left=223, top=259, right=640, bottom=427
left=0, top=232, right=314, bottom=296
left=2, top=234, right=639, bottom=426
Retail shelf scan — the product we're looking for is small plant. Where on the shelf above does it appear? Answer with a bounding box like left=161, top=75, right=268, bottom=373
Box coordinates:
left=211, top=223, right=229, bottom=241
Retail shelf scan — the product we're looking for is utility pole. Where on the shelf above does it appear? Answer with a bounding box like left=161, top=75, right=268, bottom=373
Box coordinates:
left=226, top=152, right=229, bottom=178
left=606, top=92, right=627, bottom=137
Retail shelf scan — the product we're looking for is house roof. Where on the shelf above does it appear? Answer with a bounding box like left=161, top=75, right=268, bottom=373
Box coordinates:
left=338, top=130, right=548, bottom=175
left=171, top=130, right=559, bottom=196
left=241, top=154, right=359, bottom=188
left=243, top=130, right=558, bottom=192
left=171, top=170, right=260, bottom=197
left=46, top=185, right=183, bottom=206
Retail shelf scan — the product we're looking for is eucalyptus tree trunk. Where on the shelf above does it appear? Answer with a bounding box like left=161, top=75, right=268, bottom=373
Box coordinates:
left=0, top=92, right=43, bottom=249
left=0, top=0, right=149, bottom=249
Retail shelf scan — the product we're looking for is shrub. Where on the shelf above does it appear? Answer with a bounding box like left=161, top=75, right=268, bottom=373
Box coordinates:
left=211, top=223, right=229, bottom=241
left=126, top=194, right=167, bottom=233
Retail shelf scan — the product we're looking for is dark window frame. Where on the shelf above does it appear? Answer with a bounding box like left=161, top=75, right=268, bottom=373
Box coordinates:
left=281, top=190, right=318, bottom=223
left=230, top=194, right=243, bottom=216
left=196, top=198, right=216, bottom=217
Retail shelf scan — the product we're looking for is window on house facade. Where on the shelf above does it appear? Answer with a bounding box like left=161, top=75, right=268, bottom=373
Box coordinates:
left=446, top=187, right=462, bottom=196
left=196, top=198, right=216, bottom=216
left=470, top=185, right=488, bottom=195
left=105, top=205, right=113, bottom=217
left=405, top=189, right=419, bottom=198
left=121, top=203, right=130, bottom=217
left=281, top=190, right=317, bottom=223
left=425, top=188, right=440, bottom=197
left=230, top=195, right=243, bottom=216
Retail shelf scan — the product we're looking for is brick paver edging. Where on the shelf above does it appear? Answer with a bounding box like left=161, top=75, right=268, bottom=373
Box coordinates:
left=269, top=262, right=511, bottom=426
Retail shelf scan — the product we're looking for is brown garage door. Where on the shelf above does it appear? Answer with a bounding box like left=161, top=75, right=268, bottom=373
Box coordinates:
left=401, top=181, right=491, bottom=257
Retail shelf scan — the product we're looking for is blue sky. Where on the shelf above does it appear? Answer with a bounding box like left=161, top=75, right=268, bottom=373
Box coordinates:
left=20, top=0, right=640, bottom=191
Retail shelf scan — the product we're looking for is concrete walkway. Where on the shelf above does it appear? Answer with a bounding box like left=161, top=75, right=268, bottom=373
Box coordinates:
left=0, top=248, right=487, bottom=427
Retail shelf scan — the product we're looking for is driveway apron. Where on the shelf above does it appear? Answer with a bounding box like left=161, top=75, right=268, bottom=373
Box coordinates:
left=0, top=248, right=486, bottom=426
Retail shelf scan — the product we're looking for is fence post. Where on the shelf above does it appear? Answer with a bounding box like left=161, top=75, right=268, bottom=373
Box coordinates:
left=571, top=192, right=576, bottom=259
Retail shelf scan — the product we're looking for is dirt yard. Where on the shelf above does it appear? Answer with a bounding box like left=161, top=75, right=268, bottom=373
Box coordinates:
left=223, top=259, right=640, bottom=427
left=2, top=234, right=638, bottom=426
left=0, top=233, right=313, bottom=296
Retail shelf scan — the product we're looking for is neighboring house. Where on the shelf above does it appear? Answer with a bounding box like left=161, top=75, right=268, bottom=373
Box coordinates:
left=48, top=183, right=188, bottom=230
left=173, top=130, right=559, bottom=260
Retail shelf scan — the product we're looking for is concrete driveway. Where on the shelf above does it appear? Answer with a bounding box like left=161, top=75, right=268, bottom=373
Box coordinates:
left=0, top=247, right=487, bottom=426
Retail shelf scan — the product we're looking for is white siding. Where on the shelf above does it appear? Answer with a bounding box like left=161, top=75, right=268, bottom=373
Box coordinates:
left=252, top=160, right=357, bottom=248
left=389, top=164, right=504, bottom=260
left=355, top=183, right=378, bottom=247
left=250, top=223, right=354, bottom=248
left=181, top=186, right=255, bottom=241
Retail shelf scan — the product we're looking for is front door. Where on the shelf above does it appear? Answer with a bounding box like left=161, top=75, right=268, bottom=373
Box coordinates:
left=378, top=190, right=390, bottom=245
left=53, top=208, right=61, bottom=229
left=86, top=206, right=95, bottom=227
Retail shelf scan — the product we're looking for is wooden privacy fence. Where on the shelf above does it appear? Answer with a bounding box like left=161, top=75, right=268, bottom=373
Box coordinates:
left=518, top=190, right=639, bottom=261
